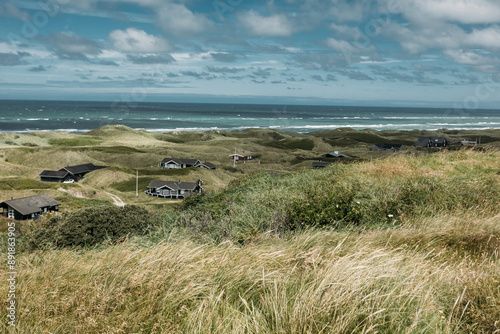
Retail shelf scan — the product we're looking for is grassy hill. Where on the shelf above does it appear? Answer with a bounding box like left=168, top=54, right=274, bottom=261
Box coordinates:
left=0, top=127, right=499, bottom=333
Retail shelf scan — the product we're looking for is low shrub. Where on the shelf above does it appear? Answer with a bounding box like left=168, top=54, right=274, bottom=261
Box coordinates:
left=284, top=138, right=314, bottom=150
left=258, top=138, right=314, bottom=151
left=78, top=146, right=145, bottom=154
left=111, top=177, right=154, bottom=192
left=0, top=178, right=57, bottom=190
left=54, top=194, right=112, bottom=209
left=48, top=137, right=102, bottom=146
left=223, top=166, right=243, bottom=173
left=285, top=182, right=363, bottom=229
left=30, top=205, right=156, bottom=248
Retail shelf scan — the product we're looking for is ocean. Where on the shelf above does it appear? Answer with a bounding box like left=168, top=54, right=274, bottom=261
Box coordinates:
left=0, top=100, right=499, bottom=133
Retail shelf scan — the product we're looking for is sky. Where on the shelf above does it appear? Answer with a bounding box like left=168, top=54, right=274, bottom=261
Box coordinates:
left=0, top=0, right=499, bottom=107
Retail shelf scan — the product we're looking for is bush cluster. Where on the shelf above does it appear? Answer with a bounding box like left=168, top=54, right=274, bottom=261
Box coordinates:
left=258, top=138, right=314, bottom=150
left=161, top=153, right=500, bottom=243
left=0, top=178, right=57, bottom=190
left=285, top=182, right=362, bottom=229
left=30, top=205, right=156, bottom=249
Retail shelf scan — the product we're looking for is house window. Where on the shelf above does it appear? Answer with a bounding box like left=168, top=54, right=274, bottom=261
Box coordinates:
left=7, top=207, right=14, bottom=219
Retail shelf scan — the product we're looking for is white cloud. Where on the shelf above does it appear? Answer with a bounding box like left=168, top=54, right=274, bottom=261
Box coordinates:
left=157, top=3, right=213, bottom=37
left=325, top=37, right=377, bottom=63
left=240, top=10, right=293, bottom=37
left=44, top=31, right=101, bottom=61
left=330, top=23, right=361, bottom=40
left=42, top=0, right=163, bottom=11
left=329, top=0, right=370, bottom=22
left=444, top=49, right=499, bottom=65
left=0, top=2, right=30, bottom=20
left=326, top=38, right=359, bottom=54
left=387, top=21, right=500, bottom=57
left=465, top=26, right=500, bottom=49
left=386, top=0, right=500, bottom=25
left=109, top=28, right=171, bottom=53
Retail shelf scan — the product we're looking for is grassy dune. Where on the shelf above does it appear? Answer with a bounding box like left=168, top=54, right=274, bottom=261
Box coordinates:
left=3, top=214, right=499, bottom=333
left=0, top=126, right=499, bottom=333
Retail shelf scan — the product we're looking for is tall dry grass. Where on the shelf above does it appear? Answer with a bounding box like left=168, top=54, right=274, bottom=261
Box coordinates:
left=2, top=212, right=499, bottom=333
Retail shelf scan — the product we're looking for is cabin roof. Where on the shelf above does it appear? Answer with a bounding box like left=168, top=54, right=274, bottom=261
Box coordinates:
left=325, top=151, right=351, bottom=158
left=200, top=162, right=216, bottom=169
left=147, top=180, right=199, bottom=191
left=161, top=158, right=200, bottom=165
left=1, top=194, right=60, bottom=215
left=39, top=170, right=69, bottom=178
left=59, top=163, right=107, bottom=174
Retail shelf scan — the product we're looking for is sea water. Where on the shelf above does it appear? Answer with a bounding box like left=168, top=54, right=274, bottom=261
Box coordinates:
left=0, top=100, right=498, bottom=133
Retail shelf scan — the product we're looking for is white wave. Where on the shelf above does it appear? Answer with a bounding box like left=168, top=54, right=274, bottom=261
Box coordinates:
left=381, top=116, right=494, bottom=120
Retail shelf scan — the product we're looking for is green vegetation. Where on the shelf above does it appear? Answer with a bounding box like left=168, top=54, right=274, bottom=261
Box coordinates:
left=48, top=137, right=103, bottom=146
left=155, top=132, right=214, bottom=143
left=0, top=127, right=499, bottom=333
left=54, top=194, right=112, bottom=210
left=259, top=138, right=315, bottom=150
left=21, top=142, right=38, bottom=147
left=77, top=146, right=146, bottom=154
left=173, top=150, right=499, bottom=242
left=223, top=166, right=243, bottom=173
left=110, top=177, right=154, bottom=192
left=29, top=205, right=155, bottom=248
left=0, top=178, right=57, bottom=190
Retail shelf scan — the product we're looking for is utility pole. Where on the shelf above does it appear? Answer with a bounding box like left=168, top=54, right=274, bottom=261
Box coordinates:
left=233, top=147, right=236, bottom=168
left=136, top=169, right=138, bottom=197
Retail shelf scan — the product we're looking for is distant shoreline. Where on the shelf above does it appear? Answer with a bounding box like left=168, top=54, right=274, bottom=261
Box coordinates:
left=1, top=125, right=500, bottom=135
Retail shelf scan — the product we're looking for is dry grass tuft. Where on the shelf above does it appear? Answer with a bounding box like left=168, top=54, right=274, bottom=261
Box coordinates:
left=3, top=212, right=499, bottom=333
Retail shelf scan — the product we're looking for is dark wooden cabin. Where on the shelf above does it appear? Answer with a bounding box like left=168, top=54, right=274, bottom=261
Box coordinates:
left=414, top=137, right=448, bottom=148
left=145, top=179, right=203, bottom=199
left=160, top=158, right=201, bottom=169
left=1, top=194, right=60, bottom=220
left=159, top=158, right=216, bottom=169
left=229, top=154, right=253, bottom=161
left=40, top=163, right=107, bottom=182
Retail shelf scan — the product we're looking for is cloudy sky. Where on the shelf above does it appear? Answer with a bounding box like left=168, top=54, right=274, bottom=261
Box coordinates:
left=1, top=0, right=499, bottom=107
